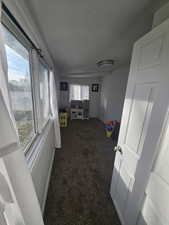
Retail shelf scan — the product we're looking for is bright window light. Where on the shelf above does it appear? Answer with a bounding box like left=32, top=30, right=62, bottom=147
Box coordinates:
left=69, top=84, right=89, bottom=101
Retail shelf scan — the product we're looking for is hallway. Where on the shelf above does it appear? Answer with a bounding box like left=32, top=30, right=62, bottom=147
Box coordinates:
left=44, top=119, right=121, bottom=225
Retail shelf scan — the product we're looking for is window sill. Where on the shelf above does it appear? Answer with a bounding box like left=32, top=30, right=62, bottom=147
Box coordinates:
left=25, top=119, right=53, bottom=170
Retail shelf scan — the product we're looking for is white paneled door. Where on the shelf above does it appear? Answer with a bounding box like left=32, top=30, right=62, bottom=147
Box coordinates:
left=110, top=18, right=169, bottom=225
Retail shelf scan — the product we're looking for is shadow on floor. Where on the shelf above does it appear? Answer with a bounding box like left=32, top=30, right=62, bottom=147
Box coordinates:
left=44, top=119, right=121, bottom=225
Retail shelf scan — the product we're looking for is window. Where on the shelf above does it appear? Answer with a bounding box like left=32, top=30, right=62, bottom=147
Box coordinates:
left=69, top=84, right=89, bottom=101
left=2, top=25, right=35, bottom=149
left=39, top=61, right=50, bottom=128
left=1, top=8, right=52, bottom=154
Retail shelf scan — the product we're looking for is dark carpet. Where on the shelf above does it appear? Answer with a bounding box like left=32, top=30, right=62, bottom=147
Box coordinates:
left=44, top=119, right=121, bottom=225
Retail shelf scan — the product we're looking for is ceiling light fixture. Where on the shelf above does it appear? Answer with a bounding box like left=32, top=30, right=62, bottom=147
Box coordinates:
left=96, top=59, right=115, bottom=68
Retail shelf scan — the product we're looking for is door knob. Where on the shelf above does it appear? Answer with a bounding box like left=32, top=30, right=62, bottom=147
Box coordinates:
left=114, top=145, right=123, bottom=154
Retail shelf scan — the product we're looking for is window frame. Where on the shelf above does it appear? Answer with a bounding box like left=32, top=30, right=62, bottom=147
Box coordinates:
left=2, top=10, right=33, bottom=50
left=1, top=9, right=51, bottom=154
left=38, top=57, right=51, bottom=130
left=69, top=84, right=90, bottom=101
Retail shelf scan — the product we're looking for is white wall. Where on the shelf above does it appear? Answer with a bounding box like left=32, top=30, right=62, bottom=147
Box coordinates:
left=100, top=66, right=129, bottom=123
left=60, top=77, right=101, bottom=118
left=28, top=122, right=55, bottom=212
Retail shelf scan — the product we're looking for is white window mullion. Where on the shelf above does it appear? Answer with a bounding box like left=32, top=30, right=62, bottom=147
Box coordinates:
left=30, top=50, right=42, bottom=134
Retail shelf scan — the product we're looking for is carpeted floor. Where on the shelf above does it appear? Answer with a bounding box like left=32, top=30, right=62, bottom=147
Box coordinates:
left=44, top=119, right=121, bottom=225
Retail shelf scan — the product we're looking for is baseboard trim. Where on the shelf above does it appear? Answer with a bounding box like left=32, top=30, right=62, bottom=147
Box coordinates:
left=110, top=192, right=125, bottom=225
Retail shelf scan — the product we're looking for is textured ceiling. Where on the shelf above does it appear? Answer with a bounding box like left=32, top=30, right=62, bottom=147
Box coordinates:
left=25, top=0, right=164, bottom=76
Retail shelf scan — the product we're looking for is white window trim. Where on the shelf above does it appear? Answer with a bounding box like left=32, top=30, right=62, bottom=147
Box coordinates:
left=2, top=9, right=51, bottom=156
left=38, top=57, right=51, bottom=129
